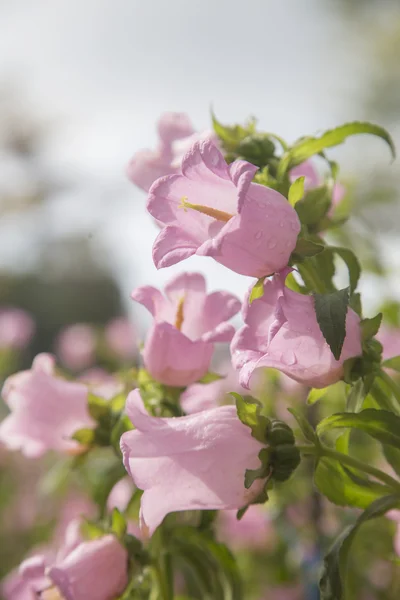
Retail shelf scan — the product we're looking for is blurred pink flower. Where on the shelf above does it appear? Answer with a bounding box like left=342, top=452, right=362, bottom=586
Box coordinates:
left=290, top=159, right=345, bottom=213
left=56, top=324, right=97, bottom=371
left=0, top=307, right=35, bottom=350
left=104, top=317, right=137, bottom=361
left=260, top=584, right=303, bottom=600
left=377, top=326, right=400, bottom=361
left=79, top=368, right=123, bottom=400
left=107, top=478, right=141, bottom=538
left=127, top=111, right=216, bottom=192
left=231, top=269, right=361, bottom=389
left=0, top=354, right=94, bottom=457
left=218, top=505, right=275, bottom=551
left=132, top=272, right=240, bottom=386
left=148, top=140, right=300, bottom=277
left=120, top=389, right=267, bottom=536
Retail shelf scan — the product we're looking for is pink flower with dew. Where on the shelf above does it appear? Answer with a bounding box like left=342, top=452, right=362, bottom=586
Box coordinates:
left=290, top=159, right=345, bottom=214
left=218, top=505, right=276, bottom=551
left=127, top=112, right=216, bottom=193
left=231, top=269, right=361, bottom=389
left=0, top=308, right=35, bottom=350
left=18, top=534, right=128, bottom=600
left=56, top=324, right=96, bottom=371
left=0, top=354, right=95, bottom=458
left=131, top=272, right=240, bottom=386
left=104, top=317, right=137, bottom=361
left=120, top=389, right=268, bottom=536
left=147, top=140, right=300, bottom=278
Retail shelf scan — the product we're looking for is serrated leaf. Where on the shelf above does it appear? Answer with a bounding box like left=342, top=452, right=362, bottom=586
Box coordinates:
left=288, top=176, right=305, bottom=206
left=244, top=448, right=270, bottom=489
left=317, top=409, right=400, bottom=449
left=287, top=407, right=318, bottom=444
left=111, top=508, right=127, bottom=538
left=290, top=121, right=395, bottom=166
left=88, top=392, right=110, bottom=421
left=72, top=427, right=95, bottom=445
left=360, top=313, right=382, bottom=342
left=313, top=287, right=350, bottom=360
left=329, top=247, right=361, bottom=294
left=319, top=494, right=400, bottom=600
left=382, top=356, right=400, bottom=373
left=314, top=457, right=391, bottom=509
left=232, top=393, right=269, bottom=443
left=249, top=277, right=266, bottom=304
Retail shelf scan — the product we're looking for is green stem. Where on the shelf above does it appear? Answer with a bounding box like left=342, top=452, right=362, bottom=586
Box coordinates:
left=297, top=261, right=328, bottom=294
left=377, top=369, right=400, bottom=406
left=153, top=529, right=174, bottom=600
left=297, top=443, right=400, bottom=494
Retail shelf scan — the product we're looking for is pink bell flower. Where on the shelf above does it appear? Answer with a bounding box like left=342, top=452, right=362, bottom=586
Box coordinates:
left=104, top=317, right=137, bottom=361
left=147, top=140, right=300, bottom=277
left=376, top=326, right=400, bottom=361
left=231, top=270, right=361, bottom=389
left=56, top=324, right=96, bottom=371
left=19, top=534, right=128, bottom=600
left=127, top=112, right=216, bottom=193
left=0, top=307, right=35, bottom=350
left=131, top=272, right=240, bottom=386
left=290, top=159, right=345, bottom=213
left=180, top=366, right=247, bottom=414
left=120, top=389, right=268, bottom=536
left=0, top=354, right=95, bottom=458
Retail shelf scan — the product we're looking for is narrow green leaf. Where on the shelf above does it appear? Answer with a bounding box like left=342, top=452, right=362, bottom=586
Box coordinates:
left=288, top=176, right=305, bottom=206
left=383, top=445, right=400, bottom=478
left=382, top=356, right=400, bottom=373
left=111, top=508, right=127, bottom=539
left=249, top=277, right=266, bottom=304
left=80, top=519, right=106, bottom=540
left=317, top=408, right=400, bottom=449
left=72, top=428, right=95, bottom=445
left=198, top=372, right=225, bottom=384
left=319, top=494, right=400, bottom=600
left=290, top=121, right=396, bottom=165
left=287, top=408, right=318, bottom=444
left=232, top=393, right=269, bottom=443
left=295, top=186, right=331, bottom=227
left=360, top=313, right=383, bottom=342
left=345, top=379, right=366, bottom=413
left=329, top=247, right=361, bottom=294
left=307, top=387, right=329, bottom=405
left=313, top=288, right=350, bottom=360
left=292, top=238, right=324, bottom=260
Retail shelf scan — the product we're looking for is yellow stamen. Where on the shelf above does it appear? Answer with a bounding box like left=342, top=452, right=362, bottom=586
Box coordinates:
left=179, top=196, right=234, bottom=223
left=175, top=296, right=185, bottom=330
left=39, top=586, right=65, bottom=600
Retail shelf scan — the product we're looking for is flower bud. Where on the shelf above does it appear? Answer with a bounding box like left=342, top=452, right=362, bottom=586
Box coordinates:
left=269, top=444, right=301, bottom=482
left=237, top=134, right=275, bottom=167
left=267, top=420, right=296, bottom=447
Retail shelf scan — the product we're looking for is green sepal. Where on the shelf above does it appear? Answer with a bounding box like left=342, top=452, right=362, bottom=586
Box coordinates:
left=232, top=393, right=270, bottom=443
left=244, top=447, right=270, bottom=489
left=360, top=313, right=383, bottom=342
left=80, top=518, right=107, bottom=540
left=288, top=176, right=305, bottom=206
left=249, top=277, right=266, bottom=304
left=269, top=444, right=301, bottom=482
left=110, top=508, right=127, bottom=539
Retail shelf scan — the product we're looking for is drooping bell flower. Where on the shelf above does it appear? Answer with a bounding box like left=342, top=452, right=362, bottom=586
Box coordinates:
left=0, top=354, right=94, bottom=458
left=147, top=140, right=301, bottom=277
left=104, top=317, right=137, bottom=361
left=120, top=389, right=268, bottom=536
left=56, top=324, right=96, bottom=371
left=217, top=505, right=276, bottom=551
left=0, top=307, right=35, bottom=350
left=19, top=534, right=128, bottom=600
left=127, top=112, right=216, bottom=193
left=290, top=159, right=345, bottom=213
left=376, top=326, right=400, bottom=361
left=231, top=270, right=361, bottom=389
left=131, top=272, right=240, bottom=386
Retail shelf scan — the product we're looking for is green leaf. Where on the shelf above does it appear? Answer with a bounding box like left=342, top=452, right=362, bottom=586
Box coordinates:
left=244, top=448, right=270, bottom=488
left=314, top=457, right=391, bottom=509
left=232, top=393, right=269, bottom=443
left=111, top=508, right=127, bottom=539
left=288, top=176, right=305, bottom=206
left=383, top=445, right=400, bottom=478
left=360, top=313, right=383, bottom=342
left=307, top=387, right=330, bottom=405
left=72, top=428, right=95, bottom=445
left=319, top=494, right=400, bottom=600
left=382, top=356, right=400, bottom=373
left=345, top=379, right=366, bottom=413
left=110, top=414, right=133, bottom=456
left=287, top=407, right=318, bottom=444
left=329, top=247, right=361, bottom=294
left=198, top=372, right=225, bottom=384
left=295, top=186, right=331, bottom=227
left=313, top=287, right=350, bottom=360
left=317, top=409, right=400, bottom=449
left=292, top=238, right=324, bottom=260
left=88, top=392, right=110, bottom=421
left=211, top=111, right=256, bottom=153
left=289, top=121, right=396, bottom=166
left=249, top=277, right=266, bottom=304
left=80, top=519, right=106, bottom=540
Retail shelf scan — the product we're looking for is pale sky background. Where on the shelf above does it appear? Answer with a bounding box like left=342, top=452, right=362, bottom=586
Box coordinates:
left=0, top=0, right=399, bottom=327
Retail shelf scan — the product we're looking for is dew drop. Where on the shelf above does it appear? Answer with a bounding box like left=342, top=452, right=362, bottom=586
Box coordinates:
left=255, top=231, right=263, bottom=240
left=257, top=200, right=265, bottom=209
left=279, top=220, right=285, bottom=228
left=268, top=237, right=277, bottom=249
left=282, top=350, right=297, bottom=366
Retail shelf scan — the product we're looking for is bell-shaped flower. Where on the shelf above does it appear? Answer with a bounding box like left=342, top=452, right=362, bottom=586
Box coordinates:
left=231, top=270, right=361, bottom=389
left=0, top=307, right=35, bottom=350
left=104, top=317, right=137, bottom=361
left=120, top=389, right=267, bottom=536
left=290, top=159, right=345, bottom=213
left=56, top=324, right=97, bottom=371
left=131, top=272, right=240, bottom=386
left=19, top=534, right=128, bottom=600
left=147, top=140, right=301, bottom=277
left=127, top=112, right=216, bottom=193
left=0, top=354, right=95, bottom=458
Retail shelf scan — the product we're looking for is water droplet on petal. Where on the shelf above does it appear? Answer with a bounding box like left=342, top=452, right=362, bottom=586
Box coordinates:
left=282, top=350, right=297, bottom=366
left=268, top=237, right=277, bottom=249
left=255, top=231, right=263, bottom=240
left=291, top=221, right=298, bottom=231
left=279, top=220, right=285, bottom=228
left=257, top=200, right=265, bottom=209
